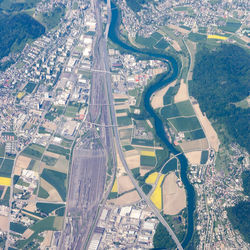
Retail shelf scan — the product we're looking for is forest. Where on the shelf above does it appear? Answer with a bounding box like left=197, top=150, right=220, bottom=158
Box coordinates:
left=226, top=170, right=250, bottom=243
left=0, top=12, right=45, bottom=59
left=189, top=44, right=250, bottom=152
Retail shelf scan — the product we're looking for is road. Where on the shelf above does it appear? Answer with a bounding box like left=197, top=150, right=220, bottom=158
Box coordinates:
left=97, top=0, right=184, bottom=249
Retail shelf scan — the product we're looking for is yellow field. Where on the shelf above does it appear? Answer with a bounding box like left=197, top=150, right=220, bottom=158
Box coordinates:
left=207, top=35, right=227, bottom=40
left=145, top=172, right=158, bottom=184
left=111, top=179, right=118, bottom=192
left=17, top=92, right=25, bottom=99
left=141, top=151, right=156, bottom=157
left=150, top=175, right=165, bottom=210
left=0, top=177, right=11, bottom=186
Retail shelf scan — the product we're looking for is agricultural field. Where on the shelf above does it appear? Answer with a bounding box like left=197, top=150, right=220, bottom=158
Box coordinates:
left=47, top=144, right=70, bottom=157
left=0, top=144, right=5, bottom=157
left=140, top=155, right=156, bottom=167
left=168, top=116, right=201, bottom=132
left=45, top=106, right=64, bottom=121
left=160, top=100, right=195, bottom=118
left=150, top=175, right=165, bottom=210
left=21, top=143, right=45, bottom=160
left=117, top=116, right=132, bottom=127
left=0, top=177, right=11, bottom=186
left=200, top=150, right=209, bottom=164
left=0, top=159, right=14, bottom=177
left=36, top=203, right=65, bottom=215
left=40, top=169, right=67, bottom=201
left=207, top=35, right=227, bottom=40
left=163, top=86, right=176, bottom=105
left=131, top=138, right=154, bottom=147
left=184, top=129, right=206, bottom=140
left=145, top=172, right=158, bottom=184
left=119, top=128, right=132, bottom=140
left=188, top=32, right=207, bottom=42
left=219, top=20, right=241, bottom=33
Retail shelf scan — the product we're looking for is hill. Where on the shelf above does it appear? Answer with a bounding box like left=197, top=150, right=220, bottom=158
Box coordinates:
left=189, top=44, right=250, bottom=152
left=0, top=12, right=45, bottom=60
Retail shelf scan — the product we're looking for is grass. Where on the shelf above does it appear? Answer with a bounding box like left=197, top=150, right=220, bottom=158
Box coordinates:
left=64, top=105, right=79, bottom=117
left=21, top=143, right=45, bottom=160
left=154, top=39, right=169, bottom=50
left=36, top=203, right=64, bottom=215
left=162, top=158, right=177, bottom=174
left=168, top=116, right=201, bottom=132
left=38, top=186, right=49, bottom=199
left=0, top=159, right=14, bottom=177
left=145, top=172, right=158, bottom=184
left=41, top=155, right=58, bottom=166
left=150, top=175, right=165, bottom=210
left=10, top=222, right=27, bottom=234
left=184, top=129, right=206, bottom=140
left=41, top=169, right=67, bottom=201
left=131, top=167, right=140, bottom=179
left=188, top=32, right=207, bottom=42
left=151, top=32, right=163, bottom=40
left=200, top=150, right=209, bottom=164
left=131, top=138, right=154, bottom=147
left=117, top=116, right=132, bottom=127
left=140, top=155, right=156, bottom=167
left=0, top=144, right=5, bottom=157
left=23, top=82, right=36, bottom=94
left=142, top=184, right=152, bottom=194
left=161, top=100, right=195, bottom=118
left=123, top=145, right=134, bottom=151
left=47, top=144, right=70, bottom=157
left=219, top=22, right=241, bottom=33
left=163, top=86, right=175, bottom=105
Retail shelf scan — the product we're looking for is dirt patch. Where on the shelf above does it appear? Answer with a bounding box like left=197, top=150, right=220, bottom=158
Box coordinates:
left=113, top=94, right=129, bottom=99
left=151, top=80, right=177, bottom=109
left=174, top=79, right=188, bottom=103
left=108, top=190, right=141, bottom=206
left=192, top=101, right=220, bottom=152
left=115, top=104, right=129, bottom=110
left=180, top=138, right=209, bottom=152
left=146, top=119, right=153, bottom=128
left=118, top=175, right=134, bottom=194
left=0, top=186, right=7, bottom=199
left=163, top=172, right=186, bottom=215
left=185, top=151, right=202, bottom=165
left=24, top=202, right=36, bottom=213
left=168, top=24, right=190, bottom=34
left=0, top=216, right=8, bottom=231
left=125, top=154, right=140, bottom=169
left=14, top=156, right=32, bottom=175
left=124, top=149, right=139, bottom=157
left=43, top=121, right=57, bottom=131
left=140, top=168, right=151, bottom=176
left=171, top=40, right=181, bottom=51
left=41, top=231, right=53, bottom=248
left=116, top=112, right=128, bottom=117
left=116, top=148, right=126, bottom=176
left=22, top=228, right=34, bottom=239
left=43, top=151, right=60, bottom=159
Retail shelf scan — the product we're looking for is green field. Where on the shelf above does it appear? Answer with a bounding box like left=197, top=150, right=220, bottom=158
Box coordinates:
left=163, top=87, right=175, bottom=105
left=41, top=155, right=57, bottom=166
left=21, top=143, right=45, bottom=160
left=131, top=138, right=154, bottom=147
left=36, top=203, right=64, bottom=215
left=198, top=27, right=207, bottom=34
left=131, top=167, right=140, bottom=179
left=154, top=39, right=169, bottom=50
left=45, top=106, right=64, bottom=121
left=140, top=155, right=156, bottom=167
left=169, top=116, right=201, bottom=132
left=0, top=159, right=14, bottom=177
left=24, top=82, right=36, bottom=94
left=38, top=186, right=49, bottom=199
left=27, top=159, right=36, bottom=170
left=151, top=32, right=163, bottom=40
left=219, top=21, right=241, bottom=33
left=142, top=183, right=152, bottom=194
left=119, top=128, right=132, bottom=140
left=0, top=144, right=5, bottom=157
left=184, top=129, right=206, bottom=140
left=41, top=169, right=67, bottom=201
left=200, top=150, right=209, bottom=164
left=162, top=158, right=177, bottom=174
left=64, top=105, right=79, bottom=117
left=135, top=35, right=156, bottom=48
left=117, top=116, right=132, bottom=127
left=0, top=187, right=10, bottom=206
left=161, top=100, right=195, bottom=118
left=10, top=222, right=27, bottom=234
left=114, top=98, right=128, bottom=103
left=116, top=109, right=129, bottom=114
left=188, top=32, right=207, bottom=42
left=122, top=145, right=134, bottom=151
left=47, top=144, right=70, bottom=157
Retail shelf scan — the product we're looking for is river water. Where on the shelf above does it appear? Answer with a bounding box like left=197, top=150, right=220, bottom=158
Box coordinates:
left=108, top=3, right=196, bottom=248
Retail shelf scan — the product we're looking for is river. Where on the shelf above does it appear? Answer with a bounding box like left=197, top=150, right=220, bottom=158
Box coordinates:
left=108, top=3, right=196, bottom=248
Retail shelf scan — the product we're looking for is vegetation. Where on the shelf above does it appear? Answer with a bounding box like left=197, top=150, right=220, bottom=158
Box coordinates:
left=117, top=116, right=132, bottom=126
left=189, top=44, right=250, bottom=152
left=24, top=82, right=37, bottom=94
left=47, top=144, right=70, bottom=157
left=0, top=12, right=45, bottom=60
left=38, top=186, right=49, bottom=199
left=140, top=155, right=156, bottom=166
left=0, top=159, right=14, bottom=177
left=131, top=138, right=154, bottom=147
left=162, top=158, right=177, bottom=174
left=21, top=143, right=45, bottom=160
left=41, top=155, right=57, bottom=166
left=125, top=0, right=146, bottom=12
left=168, top=116, right=201, bottom=132
left=41, top=169, right=67, bottom=201
left=242, top=170, right=250, bottom=196
left=184, top=129, right=206, bottom=140
left=10, top=222, right=27, bottom=234
left=219, top=21, right=241, bottom=33
left=36, top=203, right=64, bottom=215
left=142, top=183, right=152, bottom=194
left=200, top=151, right=209, bottom=164
left=188, top=32, right=206, bottom=42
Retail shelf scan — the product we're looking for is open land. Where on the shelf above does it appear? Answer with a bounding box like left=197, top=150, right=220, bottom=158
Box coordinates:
left=185, top=151, right=202, bottom=165
left=174, top=79, right=189, bottom=103
left=163, top=172, right=186, bottom=215
left=118, top=175, right=134, bottom=194
left=108, top=190, right=141, bottom=206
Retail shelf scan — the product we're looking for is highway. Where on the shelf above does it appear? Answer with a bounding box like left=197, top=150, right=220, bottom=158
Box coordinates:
left=97, top=0, right=184, bottom=249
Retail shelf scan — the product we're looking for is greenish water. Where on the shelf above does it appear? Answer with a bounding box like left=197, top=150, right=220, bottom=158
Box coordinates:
left=109, top=3, right=196, bottom=248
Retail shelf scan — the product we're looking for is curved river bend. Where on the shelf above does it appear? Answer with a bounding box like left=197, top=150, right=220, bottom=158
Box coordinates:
left=108, top=3, right=196, bottom=248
